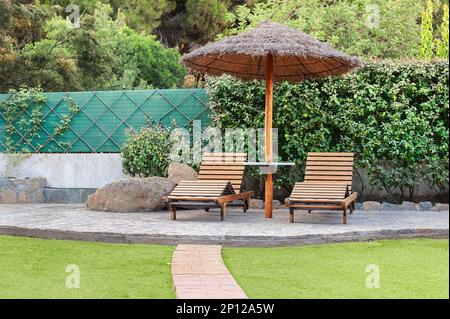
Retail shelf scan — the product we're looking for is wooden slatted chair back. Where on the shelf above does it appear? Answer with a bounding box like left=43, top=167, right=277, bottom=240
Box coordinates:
left=198, top=152, right=247, bottom=193
left=304, top=152, right=354, bottom=188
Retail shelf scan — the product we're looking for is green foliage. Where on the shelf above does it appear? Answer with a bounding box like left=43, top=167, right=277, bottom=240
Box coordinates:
left=436, top=3, right=449, bottom=58
left=420, top=0, right=435, bottom=59
left=42, top=0, right=176, bottom=34
left=0, top=87, right=47, bottom=153
left=0, top=86, right=79, bottom=154
left=1, top=3, right=186, bottom=92
left=223, top=0, right=422, bottom=59
left=207, top=61, right=449, bottom=202
left=419, top=0, right=449, bottom=60
left=184, top=0, right=229, bottom=43
left=121, top=123, right=172, bottom=178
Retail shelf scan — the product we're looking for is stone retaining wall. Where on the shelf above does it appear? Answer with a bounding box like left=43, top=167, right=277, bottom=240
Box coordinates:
left=0, top=177, right=46, bottom=203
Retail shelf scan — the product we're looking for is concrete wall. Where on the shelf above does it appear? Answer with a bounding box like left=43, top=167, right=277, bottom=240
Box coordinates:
left=0, top=154, right=127, bottom=188
left=0, top=153, right=446, bottom=202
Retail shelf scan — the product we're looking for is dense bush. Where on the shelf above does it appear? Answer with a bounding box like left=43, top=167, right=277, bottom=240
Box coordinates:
left=207, top=60, right=449, bottom=202
left=121, top=124, right=172, bottom=178
left=1, top=3, right=186, bottom=92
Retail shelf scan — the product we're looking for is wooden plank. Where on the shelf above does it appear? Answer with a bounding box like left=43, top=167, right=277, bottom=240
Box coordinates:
left=343, top=192, right=358, bottom=206
left=305, top=176, right=353, bottom=181
left=198, top=175, right=242, bottom=180
left=295, top=182, right=347, bottom=187
left=293, top=186, right=347, bottom=190
left=307, top=152, right=353, bottom=156
left=306, top=171, right=353, bottom=176
left=301, top=181, right=351, bottom=185
left=171, top=192, right=222, bottom=196
left=178, top=180, right=228, bottom=186
left=289, top=204, right=342, bottom=209
left=200, top=166, right=245, bottom=170
left=291, top=191, right=345, bottom=195
left=288, top=198, right=343, bottom=203
left=171, top=188, right=225, bottom=195
left=306, top=166, right=353, bottom=171
left=201, top=162, right=245, bottom=166
left=217, top=191, right=254, bottom=203
left=174, top=186, right=227, bottom=189
left=292, top=191, right=345, bottom=195
left=167, top=196, right=219, bottom=201
left=291, top=196, right=344, bottom=200
left=199, top=171, right=243, bottom=176
left=305, top=161, right=353, bottom=166
left=307, top=156, right=354, bottom=161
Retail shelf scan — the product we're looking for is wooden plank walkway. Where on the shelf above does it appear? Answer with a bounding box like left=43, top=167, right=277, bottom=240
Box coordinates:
left=171, top=244, right=247, bottom=299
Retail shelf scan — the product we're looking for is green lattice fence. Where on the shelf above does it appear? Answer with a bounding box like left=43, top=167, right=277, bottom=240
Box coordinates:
left=0, top=89, right=210, bottom=153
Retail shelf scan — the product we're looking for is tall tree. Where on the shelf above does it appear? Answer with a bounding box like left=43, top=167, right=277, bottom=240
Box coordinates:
left=223, top=0, right=423, bottom=59
left=1, top=3, right=186, bottom=92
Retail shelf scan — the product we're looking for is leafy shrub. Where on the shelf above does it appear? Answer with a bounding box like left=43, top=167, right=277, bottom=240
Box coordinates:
left=121, top=123, right=172, bottom=177
left=207, top=60, right=449, bottom=202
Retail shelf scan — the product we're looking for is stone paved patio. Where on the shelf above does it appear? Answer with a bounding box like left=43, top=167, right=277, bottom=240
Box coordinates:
left=0, top=204, right=448, bottom=246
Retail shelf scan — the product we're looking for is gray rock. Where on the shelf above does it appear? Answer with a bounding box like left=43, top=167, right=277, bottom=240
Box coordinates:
left=79, top=189, right=97, bottom=203
left=419, top=201, right=433, bottom=211
left=249, top=199, right=281, bottom=209
left=383, top=202, right=403, bottom=210
left=0, top=190, right=17, bottom=203
left=44, top=188, right=80, bottom=203
left=87, top=177, right=176, bottom=212
left=0, top=177, right=14, bottom=189
left=168, top=162, right=198, bottom=184
left=249, top=199, right=264, bottom=209
left=363, top=201, right=381, bottom=211
left=434, top=203, right=449, bottom=211
left=16, top=183, right=32, bottom=193
left=272, top=200, right=282, bottom=209
left=30, top=177, right=47, bottom=190
left=355, top=202, right=363, bottom=210
left=0, top=177, right=47, bottom=204
left=402, top=201, right=418, bottom=211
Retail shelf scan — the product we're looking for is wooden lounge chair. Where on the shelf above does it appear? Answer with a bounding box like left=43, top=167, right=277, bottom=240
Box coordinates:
left=286, top=152, right=358, bottom=224
left=166, top=152, right=254, bottom=221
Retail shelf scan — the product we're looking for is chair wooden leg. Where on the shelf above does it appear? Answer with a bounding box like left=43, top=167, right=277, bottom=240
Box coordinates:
left=289, top=207, right=294, bottom=223
left=242, top=198, right=250, bottom=213
left=205, top=208, right=210, bottom=212
left=170, top=204, right=177, bottom=220
left=308, top=210, right=311, bottom=214
left=343, top=206, right=347, bottom=224
left=220, top=203, right=227, bottom=221
left=349, top=203, right=353, bottom=215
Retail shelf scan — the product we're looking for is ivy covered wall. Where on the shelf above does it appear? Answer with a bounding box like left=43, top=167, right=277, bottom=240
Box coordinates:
left=207, top=60, right=449, bottom=202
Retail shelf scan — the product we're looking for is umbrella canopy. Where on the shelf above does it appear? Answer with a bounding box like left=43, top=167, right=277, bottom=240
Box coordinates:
left=181, top=20, right=362, bottom=82
left=181, top=20, right=362, bottom=219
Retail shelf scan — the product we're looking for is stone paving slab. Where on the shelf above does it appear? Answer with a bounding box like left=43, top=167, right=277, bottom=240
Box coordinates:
left=171, top=244, right=247, bottom=299
left=0, top=204, right=448, bottom=246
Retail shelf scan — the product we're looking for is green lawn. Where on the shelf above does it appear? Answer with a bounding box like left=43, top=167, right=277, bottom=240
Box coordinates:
left=223, top=239, right=449, bottom=299
left=1, top=236, right=448, bottom=299
left=0, top=235, right=175, bottom=298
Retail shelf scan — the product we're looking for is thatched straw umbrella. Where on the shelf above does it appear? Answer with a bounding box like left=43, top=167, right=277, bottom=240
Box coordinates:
left=181, top=20, right=362, bottom=218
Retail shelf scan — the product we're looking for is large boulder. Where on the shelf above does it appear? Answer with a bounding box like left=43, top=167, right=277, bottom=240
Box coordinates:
left=87, top=177, right=175, bottom=212
left=167, top=162, right=198, bottom=183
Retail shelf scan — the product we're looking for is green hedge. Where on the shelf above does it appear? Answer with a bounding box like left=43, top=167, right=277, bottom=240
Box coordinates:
left=207, top=60, right=449, bottom=202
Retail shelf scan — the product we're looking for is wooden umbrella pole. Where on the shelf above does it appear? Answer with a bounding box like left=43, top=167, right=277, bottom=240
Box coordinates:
left=264, top=54, right=274, bottom=219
